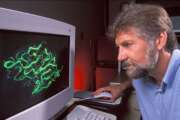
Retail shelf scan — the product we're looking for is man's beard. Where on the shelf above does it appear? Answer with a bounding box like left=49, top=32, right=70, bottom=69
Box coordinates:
left=121, top=47, right=159, bottom=79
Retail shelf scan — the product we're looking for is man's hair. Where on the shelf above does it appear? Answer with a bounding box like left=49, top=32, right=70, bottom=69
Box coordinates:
left=108, top=4, right=177, bottom=52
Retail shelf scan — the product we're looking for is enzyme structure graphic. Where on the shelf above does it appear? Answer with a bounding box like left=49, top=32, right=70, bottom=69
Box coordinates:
left=3, top=43, right=62, bottom=95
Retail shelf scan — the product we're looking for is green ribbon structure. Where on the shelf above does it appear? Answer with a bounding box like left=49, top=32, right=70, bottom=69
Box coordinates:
left=3, top=43, right=62, bottom=95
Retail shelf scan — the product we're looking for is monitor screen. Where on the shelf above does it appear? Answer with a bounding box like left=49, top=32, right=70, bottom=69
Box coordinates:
left=0, top=7, right=75, bottom=120
left=0, top=30, right=70, bottom=119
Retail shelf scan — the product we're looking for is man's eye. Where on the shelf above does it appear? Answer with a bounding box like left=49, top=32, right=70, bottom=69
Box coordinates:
left=122, top=43, right=132, bottom=47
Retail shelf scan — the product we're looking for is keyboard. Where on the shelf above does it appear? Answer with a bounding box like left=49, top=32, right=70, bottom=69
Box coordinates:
left=65, top=105, right=117, bottom=120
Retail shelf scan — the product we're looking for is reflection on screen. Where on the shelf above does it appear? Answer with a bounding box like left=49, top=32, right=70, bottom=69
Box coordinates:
left=0, top=30, right=70, bottom=119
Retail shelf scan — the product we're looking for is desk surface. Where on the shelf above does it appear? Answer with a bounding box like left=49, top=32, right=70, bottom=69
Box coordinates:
left=54, top=95, right=130, bottom=120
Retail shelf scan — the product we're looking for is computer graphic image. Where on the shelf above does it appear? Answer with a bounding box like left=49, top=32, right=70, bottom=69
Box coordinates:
left=0, top=30, right=70, bottom=119
left=3, top=43, right=63, bottom=95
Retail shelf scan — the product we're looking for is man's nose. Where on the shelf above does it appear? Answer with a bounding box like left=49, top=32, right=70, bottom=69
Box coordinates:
left=117, top=47, right=127, bottom=61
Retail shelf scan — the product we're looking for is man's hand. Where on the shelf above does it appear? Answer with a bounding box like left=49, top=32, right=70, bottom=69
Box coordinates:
left=93, top=80, right=131, bottom=101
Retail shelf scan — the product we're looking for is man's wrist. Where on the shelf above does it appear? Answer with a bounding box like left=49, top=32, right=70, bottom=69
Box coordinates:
left=120, top=80, right=131, bottom=90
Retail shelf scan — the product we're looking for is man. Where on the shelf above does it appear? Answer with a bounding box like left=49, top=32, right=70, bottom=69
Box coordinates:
left=94, top=3, right=180, bottom=120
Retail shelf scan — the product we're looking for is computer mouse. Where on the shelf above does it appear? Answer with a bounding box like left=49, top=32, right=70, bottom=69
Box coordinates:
left=93, top=92, right=112, bottom=99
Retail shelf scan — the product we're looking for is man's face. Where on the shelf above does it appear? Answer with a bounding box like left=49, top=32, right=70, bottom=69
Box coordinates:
left=116, top=29, right=159, bottom=79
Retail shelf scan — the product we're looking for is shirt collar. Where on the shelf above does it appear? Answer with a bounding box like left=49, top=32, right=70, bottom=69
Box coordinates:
left=133, top=49, right=180, bottom=92
left=162, top=49, right=180, bottom=89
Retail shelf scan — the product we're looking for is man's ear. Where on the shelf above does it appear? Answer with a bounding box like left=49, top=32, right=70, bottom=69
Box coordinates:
left=155, top=32, right=167, bottom=50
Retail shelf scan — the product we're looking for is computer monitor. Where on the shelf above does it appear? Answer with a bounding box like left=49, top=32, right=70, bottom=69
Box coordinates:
left=0, top=7, right=75, bottom=120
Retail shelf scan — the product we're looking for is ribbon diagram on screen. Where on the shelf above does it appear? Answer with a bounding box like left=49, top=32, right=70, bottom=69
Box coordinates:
left=3, top=43, right=63, bottom=95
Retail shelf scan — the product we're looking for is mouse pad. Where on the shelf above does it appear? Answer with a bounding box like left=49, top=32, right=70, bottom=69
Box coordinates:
left=74, top=91, right=113, bottom=103
left=74, top=91, right=93, bottom=99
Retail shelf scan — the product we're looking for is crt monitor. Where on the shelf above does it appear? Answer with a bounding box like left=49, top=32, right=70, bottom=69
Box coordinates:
left=0, top=7, right=75, bottom=120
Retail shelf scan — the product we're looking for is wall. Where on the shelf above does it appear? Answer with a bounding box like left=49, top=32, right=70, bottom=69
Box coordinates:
left=0, top=0, right=106, bottom=91
left=109, top=0, right=133, bottom=25
left=95, top=0, right=134, bottom=89
left=95, top=36, right=118, bottom=89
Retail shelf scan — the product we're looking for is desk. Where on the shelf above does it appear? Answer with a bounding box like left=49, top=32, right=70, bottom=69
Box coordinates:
left=54, top=93, right=131, bottom=120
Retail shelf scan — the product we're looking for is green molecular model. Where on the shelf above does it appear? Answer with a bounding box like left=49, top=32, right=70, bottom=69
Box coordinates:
left=3, top=43, right=62, bottom=95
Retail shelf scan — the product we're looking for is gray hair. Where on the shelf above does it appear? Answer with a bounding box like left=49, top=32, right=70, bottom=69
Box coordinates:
left=108, top=4, right=177, bottom=52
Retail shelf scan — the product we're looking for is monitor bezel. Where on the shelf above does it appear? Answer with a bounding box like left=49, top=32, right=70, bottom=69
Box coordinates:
left=0, top=7, right=75, bottom=120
